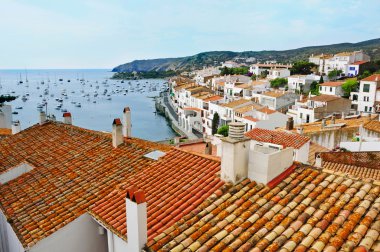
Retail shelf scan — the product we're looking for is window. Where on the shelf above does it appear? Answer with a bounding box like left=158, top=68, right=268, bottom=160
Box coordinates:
left=330, top=87, right=333, bottom=92
left=363, top=84, right=370, bottom=92
left=365, top=106, right=368, bottom=112
left=319, top=86, right=322, bottom=91
left=300, top=113, right=303, bottom=119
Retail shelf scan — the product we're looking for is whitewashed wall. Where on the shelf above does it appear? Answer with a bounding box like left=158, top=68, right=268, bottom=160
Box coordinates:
left=30, top=214, right=107, bottom=252
left=0, top=210, right=24, bottom=252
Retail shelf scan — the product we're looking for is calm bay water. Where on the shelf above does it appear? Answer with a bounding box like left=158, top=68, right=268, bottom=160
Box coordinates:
left=0, top=69, right=176, bottom=141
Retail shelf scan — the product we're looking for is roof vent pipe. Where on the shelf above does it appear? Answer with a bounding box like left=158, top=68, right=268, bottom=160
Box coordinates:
left=228, top=122, right=245, bottom=139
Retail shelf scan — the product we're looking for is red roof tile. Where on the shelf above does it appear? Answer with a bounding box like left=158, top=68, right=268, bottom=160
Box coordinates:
left=89, top=148, right=223, bottom=242
left=243, top=116, right=259, bottom=122
left=258, top=107, right=276, bottom=114
left=0, top=128, right=11, bottom=136
left=63, top=112, right=71, bottom=117
left=320, top=81, right=344, bottom=87
left=361, top=74, right=380, bottom=82
left=245, top=128, right=310, bottom=149
left=148, top=165, right=380, bottom=252
left=0, top=121, right=171, bottom=248
left=309, top=94, right=341, bottom=102
left=351, top=61, right=368, bottom=65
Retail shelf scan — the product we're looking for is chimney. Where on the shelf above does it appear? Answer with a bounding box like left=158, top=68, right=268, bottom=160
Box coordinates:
left=126, top=188, right=147, bottom=251
left=286, top=117, right=294, bottom=131
left=63, top=112, right=72, bottom=125
left=220, top=122, right=250, bottom=184
left=39, top=111, right=47, bottom=125
left=112, top=118, right=123, bottom=148
left=205, top=141, right=212, bottom=155
left=321, top=119, right=327, bottom=129
left=315, top=153, right=322, bottom=167
left=296, top=127, right=304, bottom=135
left=123, top=107, right=132, bottom=137
left=12, top=120, right=21, bottom=134
left=341, top=112, right=345, bottom=120
left=331, top=115, right=335, bottom=125
left=248, top=144, right=294, bottom=184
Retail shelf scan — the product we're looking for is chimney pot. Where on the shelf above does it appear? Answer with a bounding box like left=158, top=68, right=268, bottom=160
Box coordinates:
left=331, top=115, right=335, bottom=125
left=12, top=120, right=21, bottom=134
left=205, top=142, right=212, bottom=155
left=123, top=107, right=132, bottom=137
left=39, top=112, right=47, bottom=125
left=286, top=117, right=294, bottom=130
left=296, top=127, right=304, bottom=134
left=126, top=189, right=147, bottom=251
left=228, top=122, right=245, bottom=139
left=112, top=118, right=123, bottom=148
left=321, top=118, right=327, bottom=128
left=63, top=112, right=72, bottom=125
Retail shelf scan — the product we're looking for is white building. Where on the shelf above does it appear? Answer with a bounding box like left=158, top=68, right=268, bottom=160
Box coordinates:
left=267, top=68, right=290, bottom=80
left=0, top=104, right=12, bottom=129
left=351, top=74, right=380, bottom=113
left=319, top=81, right=345, bottom=96
left=249, top=63, right=292, bottom=76
left=245, top=128, right=311, bottom=163
left=221, top=61, right=241, bottom=68
left=253, top=90, right=299, bottom=112
left=287, top=74, right=326, bottom=93
left=287, top=94, right=351, bottom=125
left=310, top=51, right=370, bottom=76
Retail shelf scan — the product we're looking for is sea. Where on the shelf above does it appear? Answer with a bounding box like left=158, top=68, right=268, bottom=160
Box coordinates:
left=0, top=69, right=177, bottom=141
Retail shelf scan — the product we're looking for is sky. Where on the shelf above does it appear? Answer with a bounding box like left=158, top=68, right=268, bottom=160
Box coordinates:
left=0, top=0, right=379, bottom=69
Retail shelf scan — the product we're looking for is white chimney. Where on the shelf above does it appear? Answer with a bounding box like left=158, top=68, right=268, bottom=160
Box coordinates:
left=112, top=118, right=123, bottom=148
left=205, top=141, right=212, bottom=155
left=12, top=120, right=21, bottom=134
left=39, top=111, right=47, bottom=125
left=63, top=112, right=72, bottom=125
left=315, top=153, right=322, bottom=167
left=248, top=144, right=294, bottom=184
left=220, top=122, right=250, bottom=184
left=126, top=188, right=147, bottom=252
left=123, top=107, right=132, bottom=137
left=296, top=127, right=304, bottom=134
left=0, top=105, right=12, bottom=129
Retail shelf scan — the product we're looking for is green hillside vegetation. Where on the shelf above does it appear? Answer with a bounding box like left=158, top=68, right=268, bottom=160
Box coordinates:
left=112, top=38, right=380, bottom=73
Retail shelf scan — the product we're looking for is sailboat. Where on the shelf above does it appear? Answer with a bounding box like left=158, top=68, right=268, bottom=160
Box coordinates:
left=25, top=69, right=29, bottom=83
left=19, top=73, right=23, bottom=84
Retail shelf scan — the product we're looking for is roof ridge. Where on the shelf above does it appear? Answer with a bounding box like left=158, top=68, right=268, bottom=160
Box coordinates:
left=172, top=147, right=221, bottom=163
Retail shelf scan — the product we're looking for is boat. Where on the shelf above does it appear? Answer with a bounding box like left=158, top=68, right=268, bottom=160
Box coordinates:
left=12, top=111, right=18, bottom=115
left=16, top=106, right=23, bottom=109
left=75, top=103, right=81, bottom=108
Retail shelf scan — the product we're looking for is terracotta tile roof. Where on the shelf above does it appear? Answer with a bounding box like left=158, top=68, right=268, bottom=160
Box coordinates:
left=234, top=104, right=263, bottom=114
left=285, top=115, right=377, bottom=134
left=89, top=149, right=223, bottom=242
left=221, top=99, right=251, bottom=108
left=0, top=121, right=171, bottom=248
left=319, top=81, right=344, bottom=87
left=245, top=128, right=310, bottom=149
left=361, top=74, right=380, bottom=82
left=202, top=95, right=223, bottom=102
left=351, top=61, right=368, bottom=65
left=258, top=107, right=276, bottom=114
left=0, top=128, right=11, bottom=136
left=308, top=142, right=329, bottom=165
left=262, top=91, right=287, bottom=98
left=148, top=165, right=380, bottom=252
left=318, top=152, right=380, bottom=181
left=308, top=94, right=341, bottom=102
left=178, top=142, right=218, bottom=156
left=243, top=116, right=259, bottom=122
left=364, top=120, right=380, bottom=134
left=183, top=107, right=202, bottom=112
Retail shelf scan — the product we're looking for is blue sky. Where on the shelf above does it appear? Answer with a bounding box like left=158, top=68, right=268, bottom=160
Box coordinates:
left=0, top=0, right=379, bottom=69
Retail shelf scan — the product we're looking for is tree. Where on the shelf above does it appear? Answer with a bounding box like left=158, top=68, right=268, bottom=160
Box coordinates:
left=342, top=79, right=359, bottom=97
left=310, top=81, right=320, bottom=95
left=0, top=95, right=17, bottom=105
left=319, top=76, right=324, bottom=84
left=260, top=70, right=269, bottom=79
left=270, top=78, right=288, bottom=88
left=211, top=113, right=220, bottom=135
left=358, top=70, right=371, bottom=80
left=217, top=125, right=229, bottom=137
left=328, top=69, right=343, bottom=80
left=290, top=61, right=316, bottom=75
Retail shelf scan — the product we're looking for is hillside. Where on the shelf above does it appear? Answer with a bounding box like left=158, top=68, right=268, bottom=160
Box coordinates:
left=112, top=38, right=380, bottom=72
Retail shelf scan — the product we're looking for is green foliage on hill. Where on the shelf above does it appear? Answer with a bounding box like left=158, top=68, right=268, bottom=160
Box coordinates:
left=112, top=38, right=380, bottom=73
left=310, top=81, right=320, bottom=95
left=290, top=61, right=316, bottom=75
left=270, top=78, right=288, bottom=88
left=219, top=66, right=249, bottom=75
